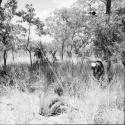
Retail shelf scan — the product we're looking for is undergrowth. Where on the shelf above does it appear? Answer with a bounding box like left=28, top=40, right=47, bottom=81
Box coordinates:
left=0, top=61, right=124, bottom=124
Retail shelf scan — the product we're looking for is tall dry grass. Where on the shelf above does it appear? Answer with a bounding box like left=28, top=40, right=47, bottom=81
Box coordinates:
left=0, top=60, right=124, bottom=124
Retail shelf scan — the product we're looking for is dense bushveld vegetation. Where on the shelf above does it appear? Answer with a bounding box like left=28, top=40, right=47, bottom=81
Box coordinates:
left=0, top=0, right=125, bottom=124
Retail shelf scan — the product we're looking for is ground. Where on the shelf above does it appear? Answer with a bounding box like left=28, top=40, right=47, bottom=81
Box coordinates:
left=0, top=84, right=124, bottom=124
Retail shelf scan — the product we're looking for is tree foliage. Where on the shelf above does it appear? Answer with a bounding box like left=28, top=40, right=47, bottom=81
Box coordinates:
left=0, top=0, right=18, bottom=69
left=16, top=4, right=45, bottom=67
left=0, top=0, right=125, bottom=70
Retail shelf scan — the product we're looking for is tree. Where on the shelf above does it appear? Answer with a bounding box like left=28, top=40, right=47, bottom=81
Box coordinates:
left=46, top=41, right=58, bottom=64
left=116, top=5, right=125, bottom=68
left=46, top=8, right=71, bottom=61
left=34, top=41, right=47, bottom=65
left=100, top=0, right=111, bottom=15
left=10, top=24, right=27, bottom=63
left=92, top=0, right=124, bottom=81
left=72, top=0, right=125, bottom=82
left=0, top=0, right=18, bottom=70
left=46, top=6, right=91, bottom=62
left=16, top=4, right=44, bottom=67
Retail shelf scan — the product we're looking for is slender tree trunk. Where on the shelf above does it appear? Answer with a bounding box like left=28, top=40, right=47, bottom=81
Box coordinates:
left=26, top=23, right=32, bottom=67
left=107, top=59, right=113, bottom=82
left=105, top=0, right=112, bottom=83
left=71, top=56, right=73, bottom=77
left=28, top=50, right=32, bottom=67
left=3, top=50, right=7, bottom=70
left=106, top=0, right=111, bottom=15
left=12, top=48, right=15, bottom=64
left=103, top=47, right=113, bottom=83
left=122, top=61, right=125, bottom=68
left=121, top=51, right=125, bottom=68
left=0, top=0, right=2, bottom=6
left=121, top=58, right=125, bottom=68
left=104, top=0, right=111, bottom=24
left=61, top=41, right=65, bottom=61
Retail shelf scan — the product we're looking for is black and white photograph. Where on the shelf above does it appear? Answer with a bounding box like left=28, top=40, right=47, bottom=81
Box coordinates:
left=0, top=0, right=125, bottom=124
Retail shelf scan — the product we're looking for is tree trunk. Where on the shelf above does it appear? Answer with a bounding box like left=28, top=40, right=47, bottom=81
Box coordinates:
left=0, top=0, right=2, bottom=6
left=26, top=23, right=32, bottom=67
left=12, top=49, right=15, bottom=64
left=121, top=51, right=125, bottom=68
left=121, top=58, right=125, bottom=68
left=104, top=0, right=111, bottom=24
left=29, top=50, right=32, bottom=67
left=103, top=48, right=113, bottom=83
left=122, top=61, right=125, bottom=68
left=61, top=41, right=65, bottom=61
left=71, top=57, right=74, bottom=77
left=3, top=50, right=7, bottom=70
left=107, top=59, right=113, bottom=83
left=105, top=0, right=112, bottom=82
left=106, top=0, right=111, bottom=15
